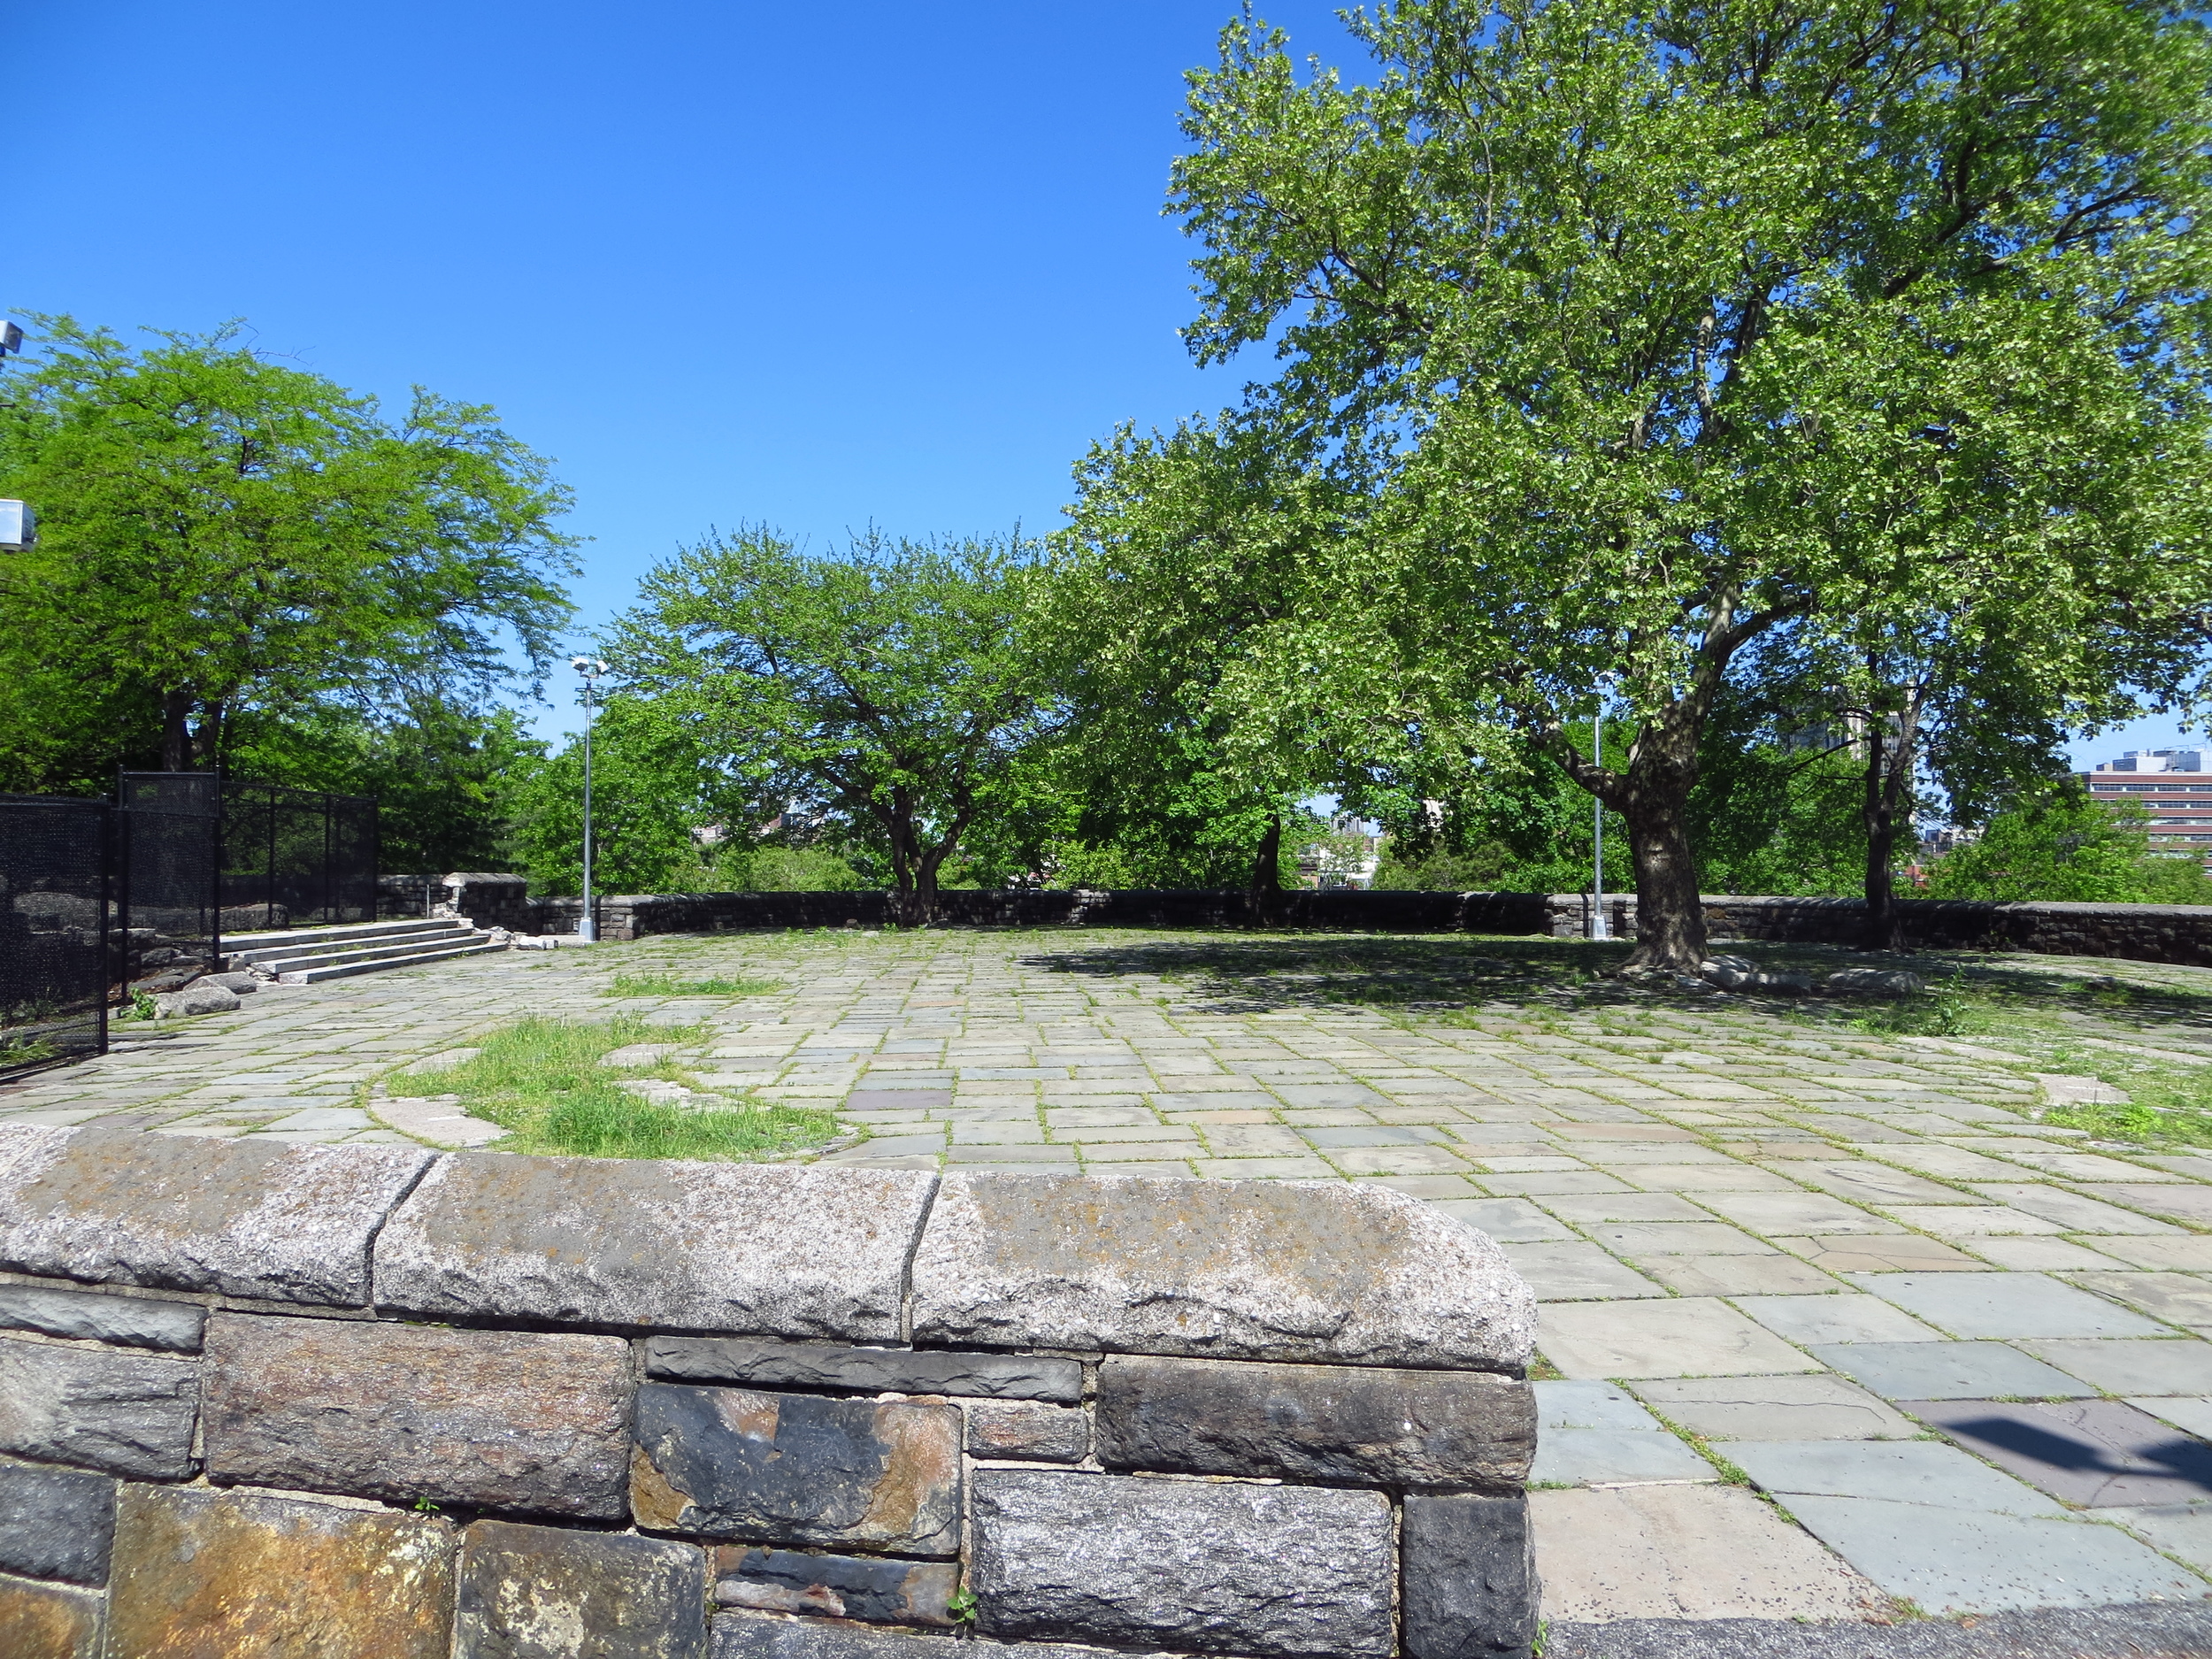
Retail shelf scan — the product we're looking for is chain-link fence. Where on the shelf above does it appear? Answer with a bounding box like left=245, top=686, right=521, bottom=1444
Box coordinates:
left=216, top=780, right=380, bottom=933
left=0, top=794, right=114, bottom=1079
left=116, top=772, right=223, bottom=994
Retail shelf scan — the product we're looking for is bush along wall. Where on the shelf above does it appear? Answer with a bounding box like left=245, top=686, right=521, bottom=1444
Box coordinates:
left=0, top=1125, right=1541, bottom=1659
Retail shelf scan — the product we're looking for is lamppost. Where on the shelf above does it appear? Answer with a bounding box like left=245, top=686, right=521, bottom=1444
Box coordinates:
left=1591, top=674, right=1618, bottom=941
left=572, top=657, right=607, bottom=942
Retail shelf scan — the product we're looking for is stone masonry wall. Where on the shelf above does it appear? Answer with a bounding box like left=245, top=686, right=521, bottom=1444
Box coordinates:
left=0, top=1125, right=1540, bottom=1659
left=396, top=872, right=2212, bottom=968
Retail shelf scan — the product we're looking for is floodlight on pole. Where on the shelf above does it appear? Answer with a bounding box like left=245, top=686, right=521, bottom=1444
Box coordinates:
left=572, top=657, right=608, bottom=942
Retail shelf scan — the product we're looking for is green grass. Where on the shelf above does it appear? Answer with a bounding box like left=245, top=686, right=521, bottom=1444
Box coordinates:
left=603, top=972, right=787, bottom=999
left=382, top=1015, right=841, bottom=1161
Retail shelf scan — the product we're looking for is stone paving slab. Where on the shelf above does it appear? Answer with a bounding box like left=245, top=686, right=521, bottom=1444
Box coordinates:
left=3, top=925, right=2208, bottom=1629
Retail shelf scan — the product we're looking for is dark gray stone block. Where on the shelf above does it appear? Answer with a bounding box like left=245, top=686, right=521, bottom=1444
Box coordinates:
left=646, top=1337, right=1081, bottom=1402
left=713, top=1547, right=957, bottom=1624
left=969, top=1467, right=1394, bottom=1656
left=709, top=1614, right=1108, bottom=1659
left=1098, top=1356, right=1535, bottom=1488
left=373, top=1152, right=934, bottom=1340
left=0, top=1335, right=197, bottom=1479
left=634, top=1385, right=962, bottom=1555
left=201, top=1314, right=632, bottom=1518
left=0, top=1282, right=204, bottom=1352
left=455, top=1520, right=707, bottom=1659
left=964, top=1399, right=1087, bottom=1463
left=0, top=1462, right=115, bottom=1585
left=0, top=1125, right=432, bottom=1307
left=910, top=1171, right=1535, bottom=1369
left=1402, top=1493, right=1540, bottom=1658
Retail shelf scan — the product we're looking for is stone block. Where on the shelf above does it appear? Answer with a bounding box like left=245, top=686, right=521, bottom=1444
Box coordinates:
left=1097, top=1356, right=1533, bottom=1488
left=201, top=1314, right=632, bottom=1518
left=1402, top=1494, right=1540, bottom=1659
left=0, top=1124, right=430, bottom=1306
left=105, top=1485, right=456, bottom=1658
left=0, top=1281, right=204, bottom=1351
left=710, top=1617, right=1105, bottom=1658
left=713, top=1546, right=958, bottom=1624
left=647, top=1336, right=1080, bottom=1402
left=965, top=1399, right=1087, bottom=1462
left=968, top=1467, right=1394, bottom=1656
left=634, top=1385, right=962, bottom=1555
left=910, top=1171, right=1535, bottom=1370
left=0, top=1334, right=197, bottom=1479
left=0, top=1462, right=114, bottom=1585
left=373, top=1152, right=933, bottom=1340
left=0, top=1574, right=101, bottom=1659
left=455, top=1520, right=707, bottom=1659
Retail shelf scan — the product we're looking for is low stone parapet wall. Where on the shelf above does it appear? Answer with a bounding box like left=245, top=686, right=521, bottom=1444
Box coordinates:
left=0, top=1125, right=1540, bottom=1659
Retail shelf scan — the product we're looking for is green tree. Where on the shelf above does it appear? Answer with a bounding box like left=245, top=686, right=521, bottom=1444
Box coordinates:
left=0, top=317, right=576, bottom=787
left=1117, top=0, right=2212, bottom=971
left=1926, top=785, right=2162, bottom=902
left=607, top=529, right=1055, bottom=923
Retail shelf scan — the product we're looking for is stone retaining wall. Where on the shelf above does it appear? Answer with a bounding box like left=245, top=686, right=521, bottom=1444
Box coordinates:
left=0, top=1125, right=1540, bottom=1659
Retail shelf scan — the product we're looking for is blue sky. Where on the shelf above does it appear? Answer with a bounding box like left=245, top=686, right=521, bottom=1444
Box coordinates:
left=6, top=1, right=2193, bottom=769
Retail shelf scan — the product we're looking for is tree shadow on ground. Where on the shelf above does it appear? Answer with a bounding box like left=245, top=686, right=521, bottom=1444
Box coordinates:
left=1022, top=930, right=2212, bottom=1028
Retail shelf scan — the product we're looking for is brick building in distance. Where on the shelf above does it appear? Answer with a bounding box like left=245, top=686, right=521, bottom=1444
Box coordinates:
left=2083, top=749, right=2212, bottom=868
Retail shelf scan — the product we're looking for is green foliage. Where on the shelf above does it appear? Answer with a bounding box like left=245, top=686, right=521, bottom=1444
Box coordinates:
left=224, top=703, right=545, bottom=873
left=722, top=845, right=866, bottom=892
left=1076, top=0, right=2212, bottom=963
left=383, top=1016, right=838, bottom=1161
left=608, top=528, right=1054, bottom=913
left=504, top=697, right=735, bottom=896
left=603, top=973, right=785, bottom=998
left=0, top=317, right=576, bottom=791
left=1924, top=786, right=2177, bottom=902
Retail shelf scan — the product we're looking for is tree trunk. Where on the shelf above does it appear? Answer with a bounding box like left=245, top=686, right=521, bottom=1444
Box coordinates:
left=1618, top=726, right=1707, bottom=972
left=1862, top=689, right=1921, bottom=952
left=161, top=689, right=196, bottom=772
left=1248, top=811, right=1283, bottom=926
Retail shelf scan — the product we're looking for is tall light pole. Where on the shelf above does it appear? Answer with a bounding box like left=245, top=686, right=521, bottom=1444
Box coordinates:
left=572, top=657, right=607, bottom=942
left=1591, top=674, right=1618, bottom=941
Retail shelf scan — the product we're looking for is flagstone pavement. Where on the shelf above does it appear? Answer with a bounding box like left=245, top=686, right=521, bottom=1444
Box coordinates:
left=4, top=926, right=2209, bottom=1630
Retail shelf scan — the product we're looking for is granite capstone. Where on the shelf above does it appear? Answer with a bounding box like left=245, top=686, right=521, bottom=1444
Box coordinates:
left=1097, top=1355, right=1536, bottom=1488
left=373, top=1152, right=934, bottom=1340
left=713, top=1547, right=959, bottom=1624
left=0, top=1462, right=115, bottom=1586
left=454, top=1520, right=707, bottom=1659
left=0, top=1282, right=204, bottom=1351
left=200, top=1314, right=633, bottom=1518
left=646, top=1337, right=1081, bottom=1402
left=104, top=1486, right=457, bottom=1659
left=0, top=1335, right=198, bottom=1479
left=910, top=1171, right=1536, bottom=1370
left=0, top=1125, right=431, bottom=1306
left=633, top=1385, right=962, bottom=1556
left=968, top=1466, right=1395, bottom=1656
left=1402, top=1494, right=1540, bottom=1658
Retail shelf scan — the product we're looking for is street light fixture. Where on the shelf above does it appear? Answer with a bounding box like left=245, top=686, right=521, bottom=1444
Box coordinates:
left=572, top=657, right=608, bottom=942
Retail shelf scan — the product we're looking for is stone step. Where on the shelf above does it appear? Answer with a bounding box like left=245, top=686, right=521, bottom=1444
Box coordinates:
left=224, top=917, right=465, bottom=956
left=273, top=938, right=501, bottom=985
left=229, top=925, right=479, bottom=973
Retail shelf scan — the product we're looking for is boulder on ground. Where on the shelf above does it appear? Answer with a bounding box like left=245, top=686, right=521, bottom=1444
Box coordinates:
left=200, top=972, right=259, bottom=995
left=1826, top=967, right=1926, bottom=996
left=153, top=983, right=241, bottom=1018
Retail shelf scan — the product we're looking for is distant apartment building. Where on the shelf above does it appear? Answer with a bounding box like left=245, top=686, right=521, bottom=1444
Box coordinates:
left=2082, top=749, right=2212, bottom=866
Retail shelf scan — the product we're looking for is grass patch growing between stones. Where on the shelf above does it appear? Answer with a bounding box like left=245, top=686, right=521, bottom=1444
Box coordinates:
left=603, top=972, right=787, bottom=999
left=384, top=1016, right=840, bottom=1161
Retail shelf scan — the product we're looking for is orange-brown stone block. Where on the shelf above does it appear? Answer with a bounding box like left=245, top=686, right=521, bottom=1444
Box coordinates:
left=0, top=1573, right=100, bottom=1659
left=105, top=1485, right=455, bottom=1659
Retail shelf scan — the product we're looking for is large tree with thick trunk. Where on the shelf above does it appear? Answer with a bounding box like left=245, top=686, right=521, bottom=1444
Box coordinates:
left=1129, top=0, right=2212, bottom=971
